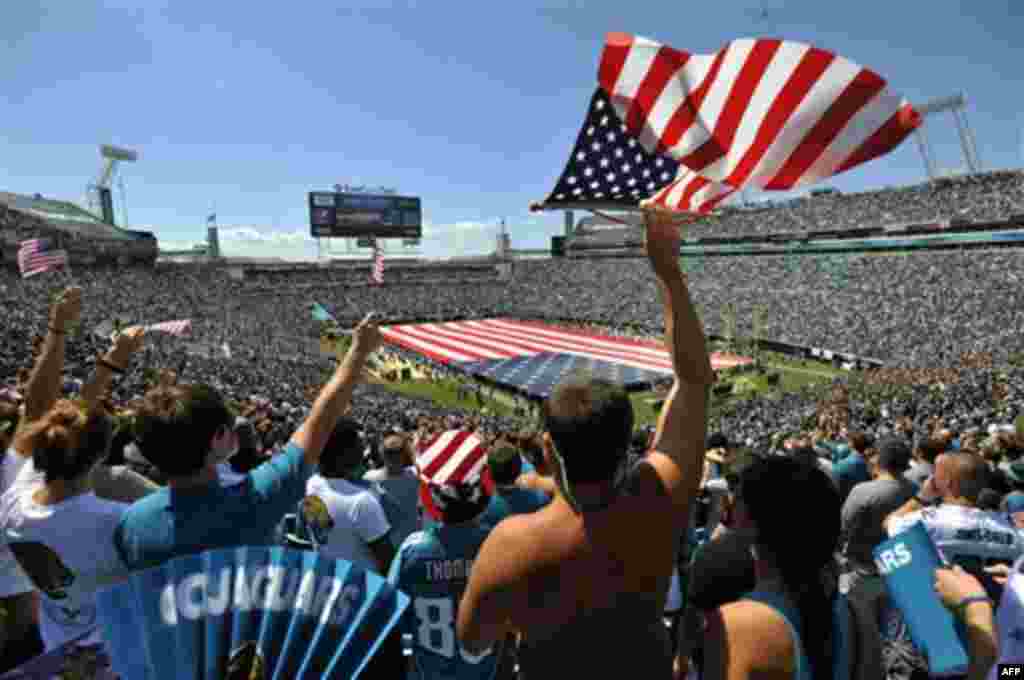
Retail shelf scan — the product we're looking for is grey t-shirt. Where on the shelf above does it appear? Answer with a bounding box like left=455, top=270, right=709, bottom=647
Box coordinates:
left=363, top=466, right=421, bottom=549
left=841, top=477, right=917, bottom=572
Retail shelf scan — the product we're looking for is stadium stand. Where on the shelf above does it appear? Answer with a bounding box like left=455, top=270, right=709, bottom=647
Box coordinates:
left=0, top=192, right=157, bottom=266
left=3, top=170, right=1024, bottom=679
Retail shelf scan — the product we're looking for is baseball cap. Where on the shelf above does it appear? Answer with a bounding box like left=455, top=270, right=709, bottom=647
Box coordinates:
left=877, top=437, right=912, bottom=472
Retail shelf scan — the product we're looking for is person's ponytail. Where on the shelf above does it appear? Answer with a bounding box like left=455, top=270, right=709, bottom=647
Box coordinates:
left=16, top=401, right=112, bottom=483
left=739, top=455, right=842, bottom=680
left=777, top=554, right=836, bottom=680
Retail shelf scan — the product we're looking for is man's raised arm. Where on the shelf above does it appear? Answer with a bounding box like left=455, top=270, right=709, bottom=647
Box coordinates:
left=21, top=287, right=81, bottom=426
left=644, top=210, right=715, bottom=511
left=291, top=313, right=381, bottom=467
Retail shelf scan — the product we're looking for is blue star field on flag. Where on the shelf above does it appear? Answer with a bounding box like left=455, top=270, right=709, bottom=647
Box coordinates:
left=541, top=88, right=681, bottom=207
left=460, top=352, right=665, bottom=398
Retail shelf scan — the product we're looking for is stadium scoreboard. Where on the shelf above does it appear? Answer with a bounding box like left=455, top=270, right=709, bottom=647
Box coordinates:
left=309, top=192, right=421, bottom=238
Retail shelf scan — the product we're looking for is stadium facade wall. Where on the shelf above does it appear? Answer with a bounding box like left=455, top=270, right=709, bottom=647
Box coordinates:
left=0, top=193, right=158, bottom=266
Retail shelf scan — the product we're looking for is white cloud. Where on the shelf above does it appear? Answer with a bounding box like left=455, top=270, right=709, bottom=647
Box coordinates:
left=157, top=239, right=204, bottom=251
left=218, top=227, right=315, bottom=244
left=419, top=219, right=499, bottom=258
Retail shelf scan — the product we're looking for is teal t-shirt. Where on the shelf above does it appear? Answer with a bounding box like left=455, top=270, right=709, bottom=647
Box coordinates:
left=388, top=524, right=499, bottom=680
left=478, top=486, right=549, bottom=529
left=832, top=451, right=870, bottom=500
left=114, top=443, right=314, bottom=571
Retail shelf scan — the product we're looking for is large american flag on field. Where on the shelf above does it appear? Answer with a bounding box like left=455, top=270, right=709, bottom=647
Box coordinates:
left=537, top=33, right=920, bottom=213
left=382, top=318, right=749, bottom=398
left=17, top=239, right=69, bottom=279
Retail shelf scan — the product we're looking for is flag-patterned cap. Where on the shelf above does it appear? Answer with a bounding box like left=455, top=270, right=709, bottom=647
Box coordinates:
left=416, top=430, right=492, bottom=521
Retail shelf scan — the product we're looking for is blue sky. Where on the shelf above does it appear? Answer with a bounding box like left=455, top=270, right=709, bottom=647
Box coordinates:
left=2, top=0, right=1021, bottom=259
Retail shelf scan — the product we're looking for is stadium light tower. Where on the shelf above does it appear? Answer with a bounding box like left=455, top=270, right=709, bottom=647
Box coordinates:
left=912, top=93, right=981, bottom=180
left=87, top=144, right=138, bottom=226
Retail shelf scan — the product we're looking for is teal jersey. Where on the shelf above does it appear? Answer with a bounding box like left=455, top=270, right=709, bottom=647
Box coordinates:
left=478, top=486, right=549, bottom=529
left=388, top=524, right=499, bottom=680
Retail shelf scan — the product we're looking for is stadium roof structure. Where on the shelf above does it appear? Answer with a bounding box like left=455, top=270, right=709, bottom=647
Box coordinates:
left=0, top=191, right=135, bottom=241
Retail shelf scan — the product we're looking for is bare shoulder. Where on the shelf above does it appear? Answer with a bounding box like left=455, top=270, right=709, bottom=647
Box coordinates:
left=476, top=513, right=534, bottom=576
left=705, top=601, right=795, bottom=676
left=516, top=472, right=556, bottom=496
left=467, top=513, right=542, bottom=619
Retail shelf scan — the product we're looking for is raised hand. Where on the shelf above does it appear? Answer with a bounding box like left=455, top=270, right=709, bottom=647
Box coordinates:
left=108, top=326, right=146, bottom=368
left=50, top=287, right=82, bottom=331
left=643, top=208, right=686, bottom=281
left=982, top=563, right=1011, bottom=587
left=352, top=312, right=382, bottom=355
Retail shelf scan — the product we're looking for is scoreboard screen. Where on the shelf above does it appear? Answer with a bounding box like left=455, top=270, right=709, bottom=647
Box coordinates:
left=309, top=192, right=421, bottom=238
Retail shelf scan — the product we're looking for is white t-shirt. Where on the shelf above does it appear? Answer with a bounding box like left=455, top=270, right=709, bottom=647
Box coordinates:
left=887, top=504, right=1024, bottom=566
left=0, top=486, right=128, bottom=650
left=303, top=475, right=391, bottom=573
left=989, top=557, right=1024, bottom=680
left=0, top=448, right=34, bottom=597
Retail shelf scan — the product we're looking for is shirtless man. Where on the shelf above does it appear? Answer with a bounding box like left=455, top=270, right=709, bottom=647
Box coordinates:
left=457, top=210, right=714, bottom=680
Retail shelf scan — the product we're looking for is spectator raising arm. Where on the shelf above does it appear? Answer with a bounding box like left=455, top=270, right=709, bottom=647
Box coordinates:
left=78, top=326, right=158, bottom=502
left=291, top=313, right=381, bottom=466
left=20, top=287, right=81, bottom=427
left=80, top=326, right=146, bottom=409
left=644, top=209, right=716, bottom=515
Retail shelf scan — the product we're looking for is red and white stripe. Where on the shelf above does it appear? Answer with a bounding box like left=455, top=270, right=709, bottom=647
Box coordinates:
left=370, top=244, right=385, bottom=284
left=381, top=318, right=749, bottom=374
left=416, top=430, right=488, bottom=486
left=642, top=167, right=736, bottom=213
left=146, top=319, right=192, bottom=336
left=599, top=33, right=920, bottom=191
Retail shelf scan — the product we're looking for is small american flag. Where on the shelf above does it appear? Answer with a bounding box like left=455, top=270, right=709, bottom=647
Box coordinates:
left=17, top=239, right=69, bottom=279
left=145, top=319, right=192, bottom=336
left=370, top=243, right=384, bottom=285
left=538, top=34, right=920, bottom=213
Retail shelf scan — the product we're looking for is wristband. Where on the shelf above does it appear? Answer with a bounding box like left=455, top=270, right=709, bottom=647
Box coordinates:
left=97, top=358, right=126, bottom=375
left=954, top=595, right=992, bottom=615
left=48, top=326, right=66, bottom=335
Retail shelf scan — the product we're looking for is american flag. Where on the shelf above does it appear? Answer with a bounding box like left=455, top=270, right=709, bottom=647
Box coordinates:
left=17, top=239, right=69, bottom=279
left=370, top=243, right=384, bottom=284
left=382, top=318, right=749, bottom=398
left=538, top=34, right=920, bottom=213
left=145, top=319, right=192, bottom=336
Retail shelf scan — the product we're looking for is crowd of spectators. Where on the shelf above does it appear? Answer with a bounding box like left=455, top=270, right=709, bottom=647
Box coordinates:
left=568, top=170, right=1024, bottom=247
left=683, top=169, right=1024, bottom=238
left=1, top=172, right=1024, bottom=678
